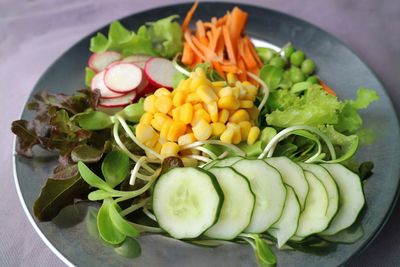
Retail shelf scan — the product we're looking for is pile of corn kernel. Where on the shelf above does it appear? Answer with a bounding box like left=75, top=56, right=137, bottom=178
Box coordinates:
left=136, top=68, right=261, bottom=158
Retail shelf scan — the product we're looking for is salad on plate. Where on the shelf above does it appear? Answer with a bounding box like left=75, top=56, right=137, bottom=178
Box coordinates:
left=12, top=2, right=380, bottom=266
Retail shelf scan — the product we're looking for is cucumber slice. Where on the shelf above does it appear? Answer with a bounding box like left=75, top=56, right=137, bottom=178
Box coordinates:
left=320, top=164, right=365, bottom=236
left=268, top=185, right=301, bottom=247
left=233, top=159, right=286, bottom=233
left=299, top=163, right=339, bottom=221
left=153, top=167, right=223, bottom=239
left=212, top=156, right=243, bottom=168
left=205, top=167, right=255, bottom=240
left=265, top=157, right=309, bottom=210
left=296, top=171, right=330, bottom=237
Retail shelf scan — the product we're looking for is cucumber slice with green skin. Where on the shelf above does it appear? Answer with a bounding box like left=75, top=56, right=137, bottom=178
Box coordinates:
left=202, top=160, right=219, bottom=170
left=268, top=185, right=301, bottom=247
left=212, top=156, right=243, bottom=168
left=296, top=171, right=330, bottom=237
left=233, top=159, right=286, bottom=233
left=205, top=167, right=255, bottom=240
left=320, top=164, right=365, bottom=236
left=153, top=167, right=223, bottom=239
left=299, top=163, right=339, bottom=221
left=265, top=157, right=309, bottom=211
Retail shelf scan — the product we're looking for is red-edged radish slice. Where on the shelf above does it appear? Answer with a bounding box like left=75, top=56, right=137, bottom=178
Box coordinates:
left=91, top=70, right=125, bottom=99
left=136, top=78, right=149, bottom=95
left=144, top=57, right=177, bottom=89
left=122, top=55, right=152, bottom=63
left=98, top=90, right=137, bottom=108
left=104, top=63, right=143, bottom=93
left=88, top=51, right=121, bottom=72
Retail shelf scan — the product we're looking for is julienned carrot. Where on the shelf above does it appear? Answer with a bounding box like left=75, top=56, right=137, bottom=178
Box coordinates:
left=181, top=3, right=262, bottom=83
left=319, top=80, right=336, bottom=96
left=182, top=1, right=199, bottom=33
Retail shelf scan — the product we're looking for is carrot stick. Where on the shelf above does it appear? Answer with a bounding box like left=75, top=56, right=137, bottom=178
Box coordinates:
left=184, top=31, right=206, bottom=61
left=221, top=64, right=239, bottom=73
left=182, top=42, right=194, bottom=65
left=242, top=38, right=258, bottom=69
left=237, top=58, right=247, bottom=81
left=182, top=1, right=199, bottom=33
left=209, top=27, right=222, bottom=51
left=211, top=61, right=225, bottom=79
left=319, top=80, right=336, bottom=96
left=245, top=36, right=262, bottom=67
left=222, top=25, right=236, bottom=64
left=191, top=35, right=219, bottom=61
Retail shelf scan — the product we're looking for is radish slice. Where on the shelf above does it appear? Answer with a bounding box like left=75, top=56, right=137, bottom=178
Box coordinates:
left=88, top=51, right=121, bottom=72
left=91, top=70, right=125, bottom=99
left=136, top=78, right=149, bottom=95
left=99, top=91, right=137, bottom=108
left=104, top=63, right=143, bottom=93
left=144, top=57, right=177, bottom=89
left=122, top=55, right=152, bottom=64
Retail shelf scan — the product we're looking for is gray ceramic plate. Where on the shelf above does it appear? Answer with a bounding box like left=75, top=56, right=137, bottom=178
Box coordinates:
left=13, top=2, right=400, bottom=267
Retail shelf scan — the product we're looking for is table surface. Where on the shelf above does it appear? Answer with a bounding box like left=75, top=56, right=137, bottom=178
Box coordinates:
left=1, top=0, right=399, bottom=266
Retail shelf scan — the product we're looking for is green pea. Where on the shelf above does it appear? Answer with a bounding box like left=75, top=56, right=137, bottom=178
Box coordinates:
left=306, top=75, right=319, bottom=84
left=283, top=43, right=295, bottom=59
left=290, top=66, right=305, bottom=83
left=290, top=50, right=305, bottom=66
left=269, top=56, right=286, bottom=69
left=301, top=59, right=315, bottom=75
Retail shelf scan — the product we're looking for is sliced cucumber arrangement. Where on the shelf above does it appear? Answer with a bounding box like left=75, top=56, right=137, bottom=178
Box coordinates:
left=265, top=157, right=309, bottom=210
left=153, top=167, right=223, bottom=239
left=320, top=164, right=365, bottom=236
left=233, top=159, right=286, bottom=233
left=205, top=167, right=255, bottom=240
left=152, top=157, right=365, bottom=244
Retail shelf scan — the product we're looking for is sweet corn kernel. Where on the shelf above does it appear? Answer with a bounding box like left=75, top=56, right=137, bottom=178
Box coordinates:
left=143, top=95, right=157, bottom=113
left=218, top=109, right=230, bottom=123
left=139, top=112, right=153, bottom=125
left=218, top=95, right=240, bottom=110
left=154, top=142, right=162, bottom=153
left=197, top=85, right=218, bottom=103
left=205, top=101, right=219, bottom=122
left=240, top=100, right=254, bottom=108
left=186, top=92, right=202, bottom=103
left=192, top=119, right=212, bottom=141
left=217, top=87, right=233, bottom=98
left=227, top=72, right=238, bottom=86
left=160, top=121, right=173, bottom=140
left=180, top=148, right=200, bottom=156
left=176, top=103, right=193, bottom=124
left=161, top=142, right=180, bottom=157
left=229, top=109, right=250, bottom=123
left=145, top=132, right=159, bottom=148
left=151, top=113, right=172, bottom=131
left=136, top=123, right=155, bottom=143
left=193, top=103, right=203, bottom=111
left=177, top=133, right=196, bottom=146
left=220, top=128, right=235, bottom=144
left=232, top=86, right=240, bottom=99
left=247, top=107, right=260, bottom=120
left=155, top=95, right=173, bottom=114
left=246, top=84, right=258, bottom=97
left=190, top=76, right=208, bottom=91
left=227, top=123, right=242, bottom=144
left=247, top=126, right=261, bottom=145
left=211, top=81, right=227, bottom=88
left=211, top=122, right=226, bottom=136
left=243, top=94, right=256, bottom=101
left=181, top=157, right=198, bottom=167
left=191, top=109, right=211, bottom=126
left=176, top=79, right=186, bottom=91
left=238, top=121, right=252, bottom=141
left=195, top=67, right=206, bottom=77
left=173, top=91, right=186, bottom=107
left=167, top=121, right=186, bottom=142
left=154, top=88, right=171, bottom=97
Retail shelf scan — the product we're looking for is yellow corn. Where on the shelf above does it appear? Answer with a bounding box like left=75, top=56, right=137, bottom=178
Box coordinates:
left=173, top=91, right=186, bottom=107
left=143, top=95, right=157, bottom=113
left=240, top=100, right=254, bottom=108
left=232, top=86, right=240, bottom=99
left=181, top=157, right=198, bottom=167
left=220, top=127, right=235, bottom=144
left=247, top=107, right=260, bottom=121
left=180, top=148, right=200, bottom=156
left=218, top=95, right=240, bottom=110
left=227, top=72, right=237, bottom=86
left=229, top=109, right=250, bottom=123
left=176, top=79, right=186, bottom=91
left=195, top=67, right=206, bottom=77
left=136, top=123, right=155, bottom=143
left=211, top=122, right=226, bottom=137
left=205, top=101, right=219, bottom=122
left=175, top=103, right=193, bottom=124
left=193, top=103, right=203, bottom=111
left=246, top=84, right=258, bottom=97
left=160, top=121, right=173, bottom=140
left=243, top=94, right=256, bottom=101
left=247, top=126, right=261, bottom=145
left=167, top=121, right=186, bottom=142
left=191, top=108, right=211, bottom=126
left=154, top=88, right=171, bottom=97
left=218, top=109, right=230, bottom=123
left=155, top=95, right=173, bottom=114
left=139, top=112, right=153, bottom=125
left=217, top=87, right=233, bottom=98
left=192, top=119, right=212, bottom=141
left=190, top=76, right=208, bottom=91
left=186, top=92, right=202, bottom=103
left=154, top=142, right=162, bottom=153
left=227, top=123, right=242, bottom=144
left=211, top=81, right=227, bottom=88
left=197, top=85, right=218, bottom=103
left=160, top=142, right=180, bottom=157
left=177, top=132, right=196, bottom=146
left=151, top=113, right=172, bottom=132
left=238, top=121, right=252, bottom=141
left=144, top=132, right=159, bottom=148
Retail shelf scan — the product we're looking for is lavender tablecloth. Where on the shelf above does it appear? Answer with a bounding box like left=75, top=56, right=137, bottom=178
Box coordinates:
left=1, top=0, right=399, bottom=266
